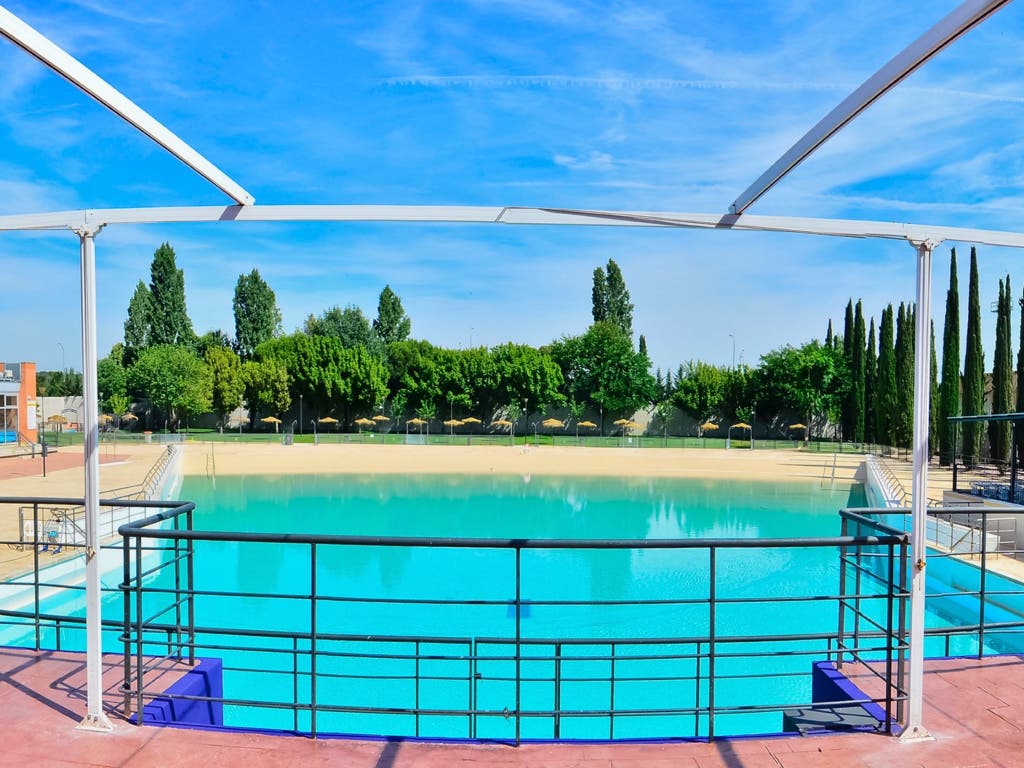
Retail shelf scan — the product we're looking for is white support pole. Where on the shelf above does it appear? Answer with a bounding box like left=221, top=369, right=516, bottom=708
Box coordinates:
left=902, top=238, right=937, bottom=742
left=76, top=228, right=113, bottom=732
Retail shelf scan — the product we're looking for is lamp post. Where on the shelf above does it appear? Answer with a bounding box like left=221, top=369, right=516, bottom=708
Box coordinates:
left=311, top=418, right=318, bottom=445
left=57, top=341, right=65, bottom=373
left=299, top=394, right=303, bottom=434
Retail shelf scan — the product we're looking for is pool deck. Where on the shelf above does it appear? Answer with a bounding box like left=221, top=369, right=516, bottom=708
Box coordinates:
left=0, top=646, right=1021, bottom=767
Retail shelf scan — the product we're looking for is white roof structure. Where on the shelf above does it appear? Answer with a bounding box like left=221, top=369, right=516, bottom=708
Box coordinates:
left=0, top=0, right=1017, bottom=740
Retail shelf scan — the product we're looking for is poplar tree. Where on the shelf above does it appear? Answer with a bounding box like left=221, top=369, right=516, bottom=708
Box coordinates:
left=876, top=305, right=896, bottom=446
left=825, top=319, right=833, bottom=348
left=841, top=299, right=855, bottom=440
left=962, top=246, right=985, bottom=466
left=990, top=276, right=1012, bottom=467
left=123, top=281, right=152, bottom=366
left=894, top=303, right=915, bottom=448
left=591, top=267, right=608, bottom=323
left=853, top=300, right=866, bottom=442
left=233, top=269, right=283, bottom=359
left=864, top=318, right=877, bottom=444
left=604, top=259, right=634, bottom=340
left=939, top=249, right=961, bottom=465
left=148, top=242, right=194, bottom=347
left=372, top=284, right=412, bottom=346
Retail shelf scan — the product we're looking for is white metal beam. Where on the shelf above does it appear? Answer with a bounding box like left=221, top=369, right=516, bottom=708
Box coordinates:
left=729, top=0, right=1012, bottom=215
left=4, top=205, right=1024, bottom=250
left=0, top=6, right=254, bottom=206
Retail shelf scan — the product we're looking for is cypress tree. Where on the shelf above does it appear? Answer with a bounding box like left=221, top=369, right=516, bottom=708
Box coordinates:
left=962, top=246, right=985, bottom=466
left=894, top=303, right=916, bottom=448
left=1016, top=282, right=1024, bottom=465
left=865, top=318, right=877, bottom=444
left=930, top=321, right=938, bottom=459
left=877, top=305, right=896, bottom=446
left=825, top=319, right=834, bottom=348
left=990, top=276, right=1013, bottom=468
left=853, top=300, right=866, bottom=442
left=842, top=299, right=855, bottom=440
left=939, top=249, right=961, bottom=465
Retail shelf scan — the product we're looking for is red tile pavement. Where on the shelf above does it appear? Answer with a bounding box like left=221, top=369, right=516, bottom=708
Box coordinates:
left=0, top=451, right=127, bottom=481
left=1, top=646, right=1023, bottom=767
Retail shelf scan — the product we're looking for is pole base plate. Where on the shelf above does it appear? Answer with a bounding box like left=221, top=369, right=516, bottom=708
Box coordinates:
left=899, top=723, right=934, bottom=743
left=77, top=712, right=115, bottom=732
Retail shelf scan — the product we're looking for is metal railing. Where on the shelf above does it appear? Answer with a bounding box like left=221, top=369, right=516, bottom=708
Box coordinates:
left=109, top=503, right=910, bottom=742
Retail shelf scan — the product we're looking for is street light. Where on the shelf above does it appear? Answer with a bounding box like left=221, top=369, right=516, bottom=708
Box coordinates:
left=299, top=394, right=303, bottom=434
left=57, top=341, right=65, bottom=372
left=311, top=418, right=318, bottom=445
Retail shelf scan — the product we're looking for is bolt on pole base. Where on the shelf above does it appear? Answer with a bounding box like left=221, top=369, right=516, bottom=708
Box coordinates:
left=899, top=723, right=934, bottom=743
left=76, top=712, right=115, bottom=732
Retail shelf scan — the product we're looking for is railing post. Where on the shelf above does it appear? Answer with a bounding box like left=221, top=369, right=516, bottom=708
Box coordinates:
left=885, top=542, right=895, bottom=734
left=310, top=542, right=318, bottom=738
left=708, top=546, right=716, bottom=742
left=553, top=641, right=561, bottom=740
left=897, top=534, right=909, bottom=724
left=33, top=502, right=40, bottom=651
left=979, top=508, right=987, bottom=658
left=173, top=511, right=182, bottom=660
left=514, top=544, right=522, bottom=746
left=694, top=640, right=702, bottom=738
left=609, top=642, right=616, bottom=740
left=187, top=507, right=195, bottom=667
left=415, top=639, right=421, bottom=738
left=135, top=536, right=145, bottom=724
left=837, top=516, right=848, bottom=667
left=122, top=534, right=132, bottom=718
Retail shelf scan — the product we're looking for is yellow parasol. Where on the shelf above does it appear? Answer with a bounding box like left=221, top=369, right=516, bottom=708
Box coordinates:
left=789, top=423, right=807, bottom=430
left=318, top=416, right=338, bottom=424
left=407, top=418, right=427, bottom=426
left=491, top=419, right=513, bottom=428
left=122, top=412, right=138, bottom=421
left=542, top=418, right=564, bottom=428
left=443, top=418, right=463, bottom=435
left=624, top=421, right=642, bottom=431
left=260, top=415, right=282, bottom=433
left=578, top=420, right=597, bottom=428
left=372, top=414, right=390, bottom=422
left=700, top=421, right=719, bottom=432
left=613, top=418, right=629, bottom=426
left=47, top=414, right=67, bottom=424
left=731, top=422, right=751, bottom=430
left=461, top=416, right=482, bottom=425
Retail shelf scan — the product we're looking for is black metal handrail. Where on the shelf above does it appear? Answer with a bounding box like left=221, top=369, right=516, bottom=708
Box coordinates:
left=0, top=495, right=913, bottom=743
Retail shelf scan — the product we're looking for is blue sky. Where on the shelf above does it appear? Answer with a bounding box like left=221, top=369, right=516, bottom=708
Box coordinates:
left=2, top=1, right=1024, bottom=373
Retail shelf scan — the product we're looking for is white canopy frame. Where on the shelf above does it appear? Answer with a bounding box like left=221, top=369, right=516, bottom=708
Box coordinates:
left=0, top=0, right=1016, bottom=740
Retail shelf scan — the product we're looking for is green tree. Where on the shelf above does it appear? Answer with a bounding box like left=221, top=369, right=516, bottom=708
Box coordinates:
left=489, top=342, right=565, bottom=419
left=205, top=346, right=245, bottom=429
left=638, top=334, right=648, bottom=360
left=549, top=321, right=653, bottom=419
left=754, top=341, right=846, bottom=439
left=876, top=305, right=896, bottom=446
left=962, top=247, right=985, bottom=465
left=148, top=243, right=195, bottom=347
left=128, top=345, right=211, bottom=428
left=305, top=305, right=379, bottom=352
left=386, top=339, right=443, bottom=418
left=196, top=330, right=233, bottom=357
left=672, top=362, right=727, bottom=425
left=604, top=259, right=634, bottom=340
left=841, top=299, right=855, bottom=440
left=825, top=319, right=834, bottom=348
left=591, top=267, right=608, bottom=323
left=123, top=281, right=152, bottom=365
left=989, top=276, right=1012, bottom=467
left=372, top=285, right=412, bottom=346
left=939, top=249, right=961, bottom=465
left=233, top=269, right=282, bottom=359
left=241, top=359, right=291, bottom=422
left=864, top=318, right=877, bottom=444
left=97, top=356, right=127, bottom=413
left=852, top=300, right=866, bottom=442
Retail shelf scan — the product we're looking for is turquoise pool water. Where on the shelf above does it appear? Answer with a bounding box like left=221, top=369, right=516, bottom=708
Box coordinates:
left=171, top=474, right=867, bottom=739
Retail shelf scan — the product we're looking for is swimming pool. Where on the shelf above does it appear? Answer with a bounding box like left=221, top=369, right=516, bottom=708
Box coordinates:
left=5, top=474, right=1018, bottom=740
